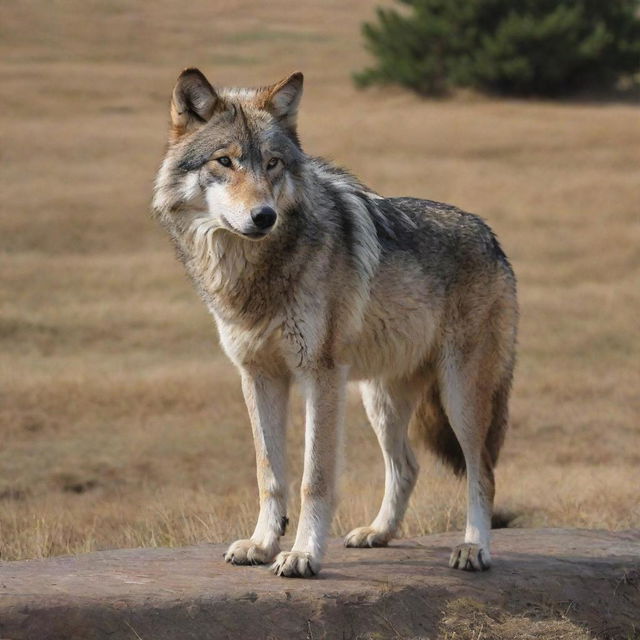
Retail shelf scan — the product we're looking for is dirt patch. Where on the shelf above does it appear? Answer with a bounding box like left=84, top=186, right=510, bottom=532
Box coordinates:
left=0, top=528, right=637, bottom=640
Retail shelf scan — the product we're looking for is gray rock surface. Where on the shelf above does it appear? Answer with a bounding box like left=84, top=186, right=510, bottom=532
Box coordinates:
left=0, top=528, right=638, bottom=639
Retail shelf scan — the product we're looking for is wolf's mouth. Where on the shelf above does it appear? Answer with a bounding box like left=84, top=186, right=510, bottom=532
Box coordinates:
left=220, top=214, right=271, bottom=241
left=242, top=231, right=269, bottom=240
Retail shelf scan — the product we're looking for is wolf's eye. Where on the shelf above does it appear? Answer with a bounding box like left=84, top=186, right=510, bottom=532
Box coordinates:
left=266, top=157, right=281, bottom=170
left=217, top=156, right=232, bottom=168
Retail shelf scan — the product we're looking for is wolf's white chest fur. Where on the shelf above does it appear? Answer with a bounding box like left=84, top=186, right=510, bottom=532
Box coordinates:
left=184, top=227, right=440, bottom=380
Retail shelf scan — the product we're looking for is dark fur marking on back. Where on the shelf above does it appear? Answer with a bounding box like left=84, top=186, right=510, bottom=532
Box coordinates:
left=324, top=182, right=356, bottom=263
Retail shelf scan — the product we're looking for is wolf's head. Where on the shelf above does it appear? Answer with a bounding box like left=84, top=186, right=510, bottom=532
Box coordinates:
left=153, top=69, right=304, bottom=240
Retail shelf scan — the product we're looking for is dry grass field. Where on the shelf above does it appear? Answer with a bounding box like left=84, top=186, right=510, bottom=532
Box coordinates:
left=1, top=0, right=639, bottom=562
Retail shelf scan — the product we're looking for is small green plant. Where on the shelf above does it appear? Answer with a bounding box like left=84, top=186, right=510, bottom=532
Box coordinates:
left=355, top=0, right=640, bottom=96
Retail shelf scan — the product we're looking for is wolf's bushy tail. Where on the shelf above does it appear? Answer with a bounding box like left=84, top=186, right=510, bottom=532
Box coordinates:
left=410, top=383, right=465, bottom=475
left=410, top=375, right=511, bottom=476
left=484, top=375, right=511, bottom=468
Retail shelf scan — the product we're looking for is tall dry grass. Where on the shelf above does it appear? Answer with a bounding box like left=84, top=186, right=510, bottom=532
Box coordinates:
left=1, top=0, right=638, bottom=560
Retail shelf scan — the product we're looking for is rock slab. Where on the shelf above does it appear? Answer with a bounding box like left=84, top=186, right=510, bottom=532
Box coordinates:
left=0, top=528, right=638, bottom=639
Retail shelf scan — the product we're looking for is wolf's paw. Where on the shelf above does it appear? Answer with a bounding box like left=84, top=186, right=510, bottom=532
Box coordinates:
left=271, top=551, right=319, bottom=578
left=224, top=539, right=278, bottom=566
left=449, top=543, right=491, bottom=571
left=344, top=526, right=390, bottom=548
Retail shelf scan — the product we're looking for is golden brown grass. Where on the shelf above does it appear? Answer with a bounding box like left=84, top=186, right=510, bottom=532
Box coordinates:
left=1, top=0, right=639, bottom=561
left=438, top=598, right=594, bottom=640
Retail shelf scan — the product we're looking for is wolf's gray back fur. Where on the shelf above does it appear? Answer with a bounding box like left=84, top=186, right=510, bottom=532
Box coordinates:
left=153, top=69, right=518, bottom=577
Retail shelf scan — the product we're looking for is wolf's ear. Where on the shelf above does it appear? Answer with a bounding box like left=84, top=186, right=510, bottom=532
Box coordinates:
left=170, top=68, right=221, bottom=139
left=264, top=72, right=304, bottom=139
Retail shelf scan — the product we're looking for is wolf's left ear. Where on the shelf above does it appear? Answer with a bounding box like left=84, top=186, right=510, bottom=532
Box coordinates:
left=170, top=68, right=221, bottom=139
left=264, top=72, right=304, bottom=139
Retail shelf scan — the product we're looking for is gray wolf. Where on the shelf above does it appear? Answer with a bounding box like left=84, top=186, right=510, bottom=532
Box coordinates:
left=152, top=69, right=518, bottom=578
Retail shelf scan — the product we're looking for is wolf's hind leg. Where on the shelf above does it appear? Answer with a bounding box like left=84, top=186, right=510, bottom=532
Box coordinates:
left=225, top=370, right=289, bottom=566
left=344, top=379, right=418, bottom=548
left=438, top=350, right=495, bottom=571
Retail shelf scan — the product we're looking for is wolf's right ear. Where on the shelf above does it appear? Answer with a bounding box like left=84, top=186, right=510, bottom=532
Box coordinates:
left=263, top=72, right=304, bottom=143
left=170, top=68, right=221, bottom=139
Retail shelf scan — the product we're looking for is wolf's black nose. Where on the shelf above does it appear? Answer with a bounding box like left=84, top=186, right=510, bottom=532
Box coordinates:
left=250, top=206, right=277, bottom=230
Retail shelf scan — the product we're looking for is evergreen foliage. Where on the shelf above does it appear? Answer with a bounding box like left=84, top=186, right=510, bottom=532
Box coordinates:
left=355, top=0, right=640, bottom=96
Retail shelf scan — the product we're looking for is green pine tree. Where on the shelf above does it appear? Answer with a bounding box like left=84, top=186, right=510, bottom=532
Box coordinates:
left=354, top=0, right=640, bottom=96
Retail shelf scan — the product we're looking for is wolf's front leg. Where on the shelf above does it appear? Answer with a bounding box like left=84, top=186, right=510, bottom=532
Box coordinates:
left=225, top=369, right=290, bottom=566
left=272, top=366, right=347, bottom=578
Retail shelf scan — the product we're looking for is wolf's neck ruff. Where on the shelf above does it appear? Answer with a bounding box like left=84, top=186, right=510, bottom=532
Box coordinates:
left=184, top=214, right=265, bottom=300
